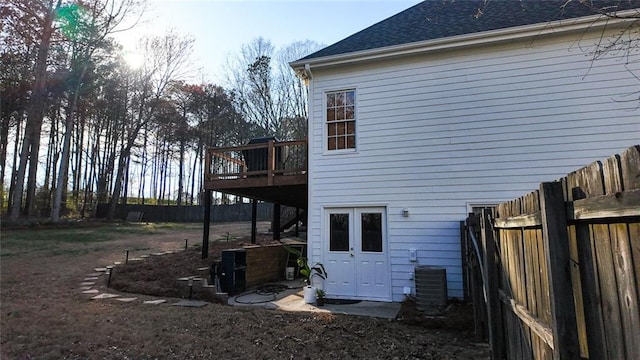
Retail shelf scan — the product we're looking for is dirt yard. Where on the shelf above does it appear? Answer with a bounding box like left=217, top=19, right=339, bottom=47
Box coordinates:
left=1, top=221, right=490, bottom=359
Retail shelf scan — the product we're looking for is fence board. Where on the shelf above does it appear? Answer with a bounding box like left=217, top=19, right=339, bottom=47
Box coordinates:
left=594, top=223, right=626, bottom=359
left=620, top=146, right=640, bottom=190
left=524, top=229, right=541, bottom=359
left=568, top=224, right=589, bottom=357
left=482, top=208, right=505, bottom=359
left=568, top=170, right=606, bottom=360
left=610, top=225, right=640, bottom=359
left=604, top=148, right=640, bottom=359
left=630, top=223, right=640, bottom=311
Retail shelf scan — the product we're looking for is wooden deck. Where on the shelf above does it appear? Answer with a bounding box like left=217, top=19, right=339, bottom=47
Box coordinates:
left=204, top=139, right=307, bottom=208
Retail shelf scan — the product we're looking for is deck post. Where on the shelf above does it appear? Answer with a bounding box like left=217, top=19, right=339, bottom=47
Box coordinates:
left=251, top=198, right=257, bottom=244
left=267, top=140, right=274, bottom=186
left=202, top=189, right=211, bottom=259
left=273, top=202, right=281, bottom=241
left=295, top=208, right=300, bottom=237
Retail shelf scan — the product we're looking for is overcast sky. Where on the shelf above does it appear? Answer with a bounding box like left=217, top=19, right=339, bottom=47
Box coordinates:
left=115, top=0, right=422, bottom=84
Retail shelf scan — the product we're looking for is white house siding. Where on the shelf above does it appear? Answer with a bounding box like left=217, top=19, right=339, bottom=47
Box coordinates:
left=307, top=30, right=640, bottom=302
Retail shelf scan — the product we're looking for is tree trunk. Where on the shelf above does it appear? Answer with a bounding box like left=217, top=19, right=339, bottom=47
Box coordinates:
left=177, top=139, right=185, bottom=206
left=189, top=142, right=200, bottom=206
left=10, top=0, right=60, bottom=221
left=52, top=63, right=87, bottom=222
left=0, top=109, right=16, bottom=212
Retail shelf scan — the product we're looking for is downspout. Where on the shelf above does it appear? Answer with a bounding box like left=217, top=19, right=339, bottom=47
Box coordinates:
left=301, top=63, right=316, bottom=265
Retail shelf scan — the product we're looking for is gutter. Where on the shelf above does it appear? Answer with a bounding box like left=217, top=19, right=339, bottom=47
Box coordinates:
left=293, top=63, right=313, bottom=82
left=290, top=10, right=638, bottom=71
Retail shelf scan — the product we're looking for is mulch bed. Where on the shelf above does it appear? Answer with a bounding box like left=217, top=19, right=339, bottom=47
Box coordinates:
left=109, top=234, right=478, bottom=334
left=109, top=234, right=279, bottom=301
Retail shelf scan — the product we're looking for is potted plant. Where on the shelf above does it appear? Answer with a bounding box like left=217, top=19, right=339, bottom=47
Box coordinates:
left=316, top=288, right=326, bottom=306
left=297, top=256, right=327, bottom=304
left=284, top=246, right=328, bottom=304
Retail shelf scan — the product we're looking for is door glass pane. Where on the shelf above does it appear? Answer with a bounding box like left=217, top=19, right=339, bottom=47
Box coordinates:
left=361, top=213, right=382, bottom=252
left=330, top=213, right=349, bottom=251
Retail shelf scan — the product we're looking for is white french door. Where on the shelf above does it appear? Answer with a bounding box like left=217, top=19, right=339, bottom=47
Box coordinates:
left=323, top=207, right=390, bottom=301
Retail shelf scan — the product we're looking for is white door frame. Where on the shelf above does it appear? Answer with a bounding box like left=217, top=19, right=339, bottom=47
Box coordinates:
left=321, top=205, right=391, bottom=301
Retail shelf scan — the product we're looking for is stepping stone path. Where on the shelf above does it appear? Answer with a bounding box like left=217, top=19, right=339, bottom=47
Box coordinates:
left=143, top=300, right=167, bottom=305
left=79, top=246, right=208, bottom=307
left=91, top=293, right=120, bottom=300
left=116, top=297, right=138, bottom=302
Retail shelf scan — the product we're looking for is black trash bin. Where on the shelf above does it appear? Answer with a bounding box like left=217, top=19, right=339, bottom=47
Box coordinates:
left=242, top=137, right=282, bottom=173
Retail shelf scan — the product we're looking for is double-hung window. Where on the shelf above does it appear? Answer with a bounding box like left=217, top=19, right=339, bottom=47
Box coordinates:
left=326, top=89, right=355, bottom=151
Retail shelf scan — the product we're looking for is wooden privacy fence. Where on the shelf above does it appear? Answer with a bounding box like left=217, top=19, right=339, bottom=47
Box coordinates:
left=463, top=145, right=640, bottom=360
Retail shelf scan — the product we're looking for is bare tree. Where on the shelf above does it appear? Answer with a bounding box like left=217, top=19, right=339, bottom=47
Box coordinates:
left=225, top=38, right=323, bottom=140
left=8, top=0, right=62, bottom=221
left=275, top=40, right=323, bottom=140
left=50, top=0, right=144, bottom=222
left=106, top=30, right=194, bottom=219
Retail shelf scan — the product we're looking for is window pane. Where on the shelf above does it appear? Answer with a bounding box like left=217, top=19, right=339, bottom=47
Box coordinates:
left=337, top=122, right=345, bottom=135
left=335, top=92, right=344, bottom=107
left=330, top=213, right=349, bottom=251
left=336, top=106, right=345, bottom=120
left=327, top=108, right=335, bottom=121
left=328, top=123, right=337, bottom=136
left=346, top=121, right=355, bottom=135
left=337, top=136, right=346, bottom=149
left=361, top=213, right=382, bottom=252
left=327, top=93, right=335, bottom=107
left=346, top=135, right=356, bottom=149
left=346, top=91, right=355, bottom=106
left=345, top=106, right=354, bottom=119
left=328, top=137, right=336, bottom=150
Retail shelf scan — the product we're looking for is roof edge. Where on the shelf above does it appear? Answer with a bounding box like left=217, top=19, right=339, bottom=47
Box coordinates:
left=290, top=10, right=637, bottom=71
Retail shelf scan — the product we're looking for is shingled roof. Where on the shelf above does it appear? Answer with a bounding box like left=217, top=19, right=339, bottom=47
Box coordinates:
left=298, top=0, right=637, bottom=61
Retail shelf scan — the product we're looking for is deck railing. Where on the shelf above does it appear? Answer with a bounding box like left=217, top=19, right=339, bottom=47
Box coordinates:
left=205, top=139, right=307, bottom=186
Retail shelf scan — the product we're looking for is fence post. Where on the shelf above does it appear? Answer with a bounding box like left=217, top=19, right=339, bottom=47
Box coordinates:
left=539, top=181, right=580, bottom=359
left=481, top=208, right=504, bottom=359
left=460, top=220, right=469, bottom=303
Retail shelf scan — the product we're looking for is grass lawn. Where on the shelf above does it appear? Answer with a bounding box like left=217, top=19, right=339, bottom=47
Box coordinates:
left=1, top=222, right=202, bottom=257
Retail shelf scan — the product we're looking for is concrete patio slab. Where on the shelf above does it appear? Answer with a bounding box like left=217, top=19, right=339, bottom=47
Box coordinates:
left=228, top=281, right=401, bottom=319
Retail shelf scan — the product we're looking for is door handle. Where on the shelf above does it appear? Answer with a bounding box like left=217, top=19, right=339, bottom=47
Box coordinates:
left=350, top=248, right=354, bottom=257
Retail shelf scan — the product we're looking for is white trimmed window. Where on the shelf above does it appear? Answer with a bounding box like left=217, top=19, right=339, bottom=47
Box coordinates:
left=326, top=89, right=355, bottom=151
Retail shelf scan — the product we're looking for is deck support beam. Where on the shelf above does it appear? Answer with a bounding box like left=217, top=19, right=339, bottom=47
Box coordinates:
left=251, top=198, right=257, bottom=244
left=273, top=203, right=281, bottom=241
left=202, top=190, right=211, bottom=259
